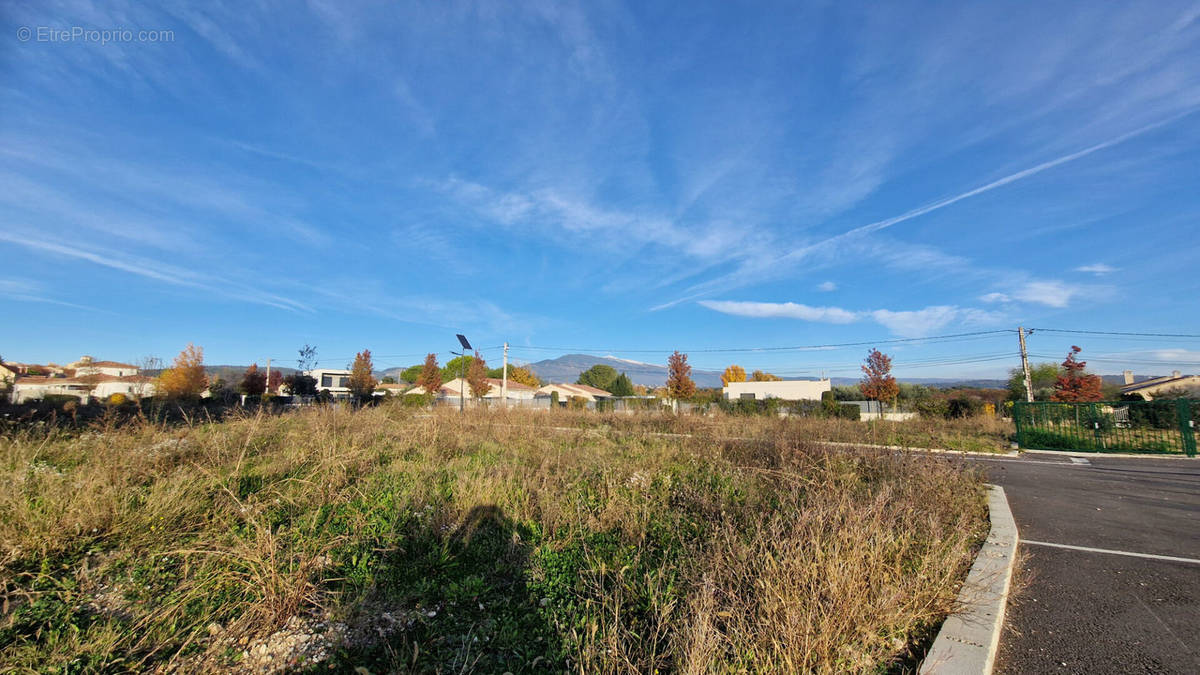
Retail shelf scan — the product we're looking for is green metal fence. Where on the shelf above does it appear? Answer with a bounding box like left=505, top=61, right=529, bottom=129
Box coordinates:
left=1014, top=400, right=1197, bottom=456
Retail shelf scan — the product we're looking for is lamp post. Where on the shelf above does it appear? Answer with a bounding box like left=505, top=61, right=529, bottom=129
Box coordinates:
left=451, top=334, right=472, bottom=413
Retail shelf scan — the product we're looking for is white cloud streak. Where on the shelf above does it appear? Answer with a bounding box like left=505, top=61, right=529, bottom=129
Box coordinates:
left=698, top=299, right=1003, bottom=338
left=1074, top=263, right=1118, bottom=275
left=664, top=107, right=1198, bottom=307
left=698, top=300, right=859, bottom=323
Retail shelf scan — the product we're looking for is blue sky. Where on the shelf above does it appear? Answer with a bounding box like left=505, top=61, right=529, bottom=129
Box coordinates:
left=3, top=1, right=1199, bottom=379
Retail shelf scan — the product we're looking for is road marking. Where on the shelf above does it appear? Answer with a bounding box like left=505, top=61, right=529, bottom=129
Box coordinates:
left=1070, top=457, right=1091, bottom=465
left=1022, top=540, right=1200, bottom=565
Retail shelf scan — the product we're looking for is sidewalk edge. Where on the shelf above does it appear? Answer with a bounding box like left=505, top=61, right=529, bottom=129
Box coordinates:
left=919, top=484, right=1019, bottom=675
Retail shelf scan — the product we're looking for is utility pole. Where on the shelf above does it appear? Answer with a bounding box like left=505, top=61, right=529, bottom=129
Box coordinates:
left=501, top=342, right=509, bottom=409
left=265, top=358, right=271, bottom=394
left=1018, top=326, right=1034, bottom=403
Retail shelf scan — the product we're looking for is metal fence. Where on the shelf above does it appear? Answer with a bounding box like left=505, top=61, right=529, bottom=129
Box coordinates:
left=1013, top=400, right=1197, bottom=456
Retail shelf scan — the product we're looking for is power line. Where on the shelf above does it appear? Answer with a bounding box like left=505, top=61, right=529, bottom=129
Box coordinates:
left=1030, top=328, right=1200, bottom=339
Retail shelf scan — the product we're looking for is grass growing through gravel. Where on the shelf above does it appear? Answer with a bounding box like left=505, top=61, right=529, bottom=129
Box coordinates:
left=1, top=406, right=988, bottom=673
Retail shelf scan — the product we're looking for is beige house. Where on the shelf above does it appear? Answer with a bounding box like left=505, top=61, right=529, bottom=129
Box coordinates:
left=68, top=356, right=139, bottom=378
left=443, top=377, right=539, bottom=401
left=535, top=383, right=612, bottom=402
left=723, top=379, right=831, bottom=401
left=1120, top=370, right=1200, bottom=400
left=10, top=374, right=155, bottom=403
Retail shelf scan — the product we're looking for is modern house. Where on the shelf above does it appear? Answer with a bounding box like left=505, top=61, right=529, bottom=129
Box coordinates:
left=1119, top=370, right=1200, bottom=400
left=307, top=369, right=353, bottom=398
left=722, top=379, right=831, bottom=401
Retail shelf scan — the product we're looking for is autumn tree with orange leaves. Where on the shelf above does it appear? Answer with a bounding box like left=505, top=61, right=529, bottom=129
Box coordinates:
left=239, top=363, right=267, bottom=396
left=467, top=351, right=490, bottom=399
left=1051, top=346, right=1103, bottom=402
left=860, top=348, right=899, bottom=412
left=156, top=344, right=207, bottom=399
left=417, top=353, right=442, bottom=400
left=347, top=350, right=378, bottom=403
left=667, top=351, right=696, bottom=400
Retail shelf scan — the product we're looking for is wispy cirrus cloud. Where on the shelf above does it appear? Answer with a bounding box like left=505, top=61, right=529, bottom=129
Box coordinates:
left=981, top=280, right=1089, bottom=309
left=1074, top=263, right=1119, bottom=275
left=661, top=108, right=1198, bottom=308
left=698, top=300, right=859, bottom=323
left=698, top=299, right=1002, bottom=338
left=817, top=281, right=837, bottom=292
left=0, top=230, right=312, bottom=313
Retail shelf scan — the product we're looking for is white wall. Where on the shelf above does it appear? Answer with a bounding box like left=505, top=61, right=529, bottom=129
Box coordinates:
left=723, top=380, right=831, bottom=401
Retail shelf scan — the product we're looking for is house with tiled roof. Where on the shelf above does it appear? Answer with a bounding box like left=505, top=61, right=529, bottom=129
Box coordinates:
left=10, top=373, right=155, bottom=404
left=1119, top=370, right=1200, bottom=400
left=535, top=383, right=613, bottom=402
left=442, top=377, right=539, bottom=401
left=69, top=356, right=140, bottom=378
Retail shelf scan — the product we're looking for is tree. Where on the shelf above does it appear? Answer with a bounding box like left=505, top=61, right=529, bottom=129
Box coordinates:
left=208, top=377, right=237, bottom=405
left=1051, top=346, right=1103, bottom=402
left=667, top=351, right=695, bottom=400
left=609, top=372, right=635, bottom=397
left=156, top=343, right=208, bottom=399
left=347, top=350, right=378, bottom=403
left=400, top=364, right=424, bottom=383
left=721, top=365, right=747, bottom=386
left=508, top=366, right=541, bottom=388
left=442, top=355, right=477, bottom=383
left=577, top=364, right=618, bottom=391
left=283, top=344, right=319, bottom=397
left=267, top=369, right=283, bottom=394
left=1006, top=362, right=1060, bottom=402
left=860, top=348, right=899, bottom=411
left=467, top=351, right=490, bottom=399
left=380, top=376, right=397, bottom=384
left=417, top=353, right=442, bottom=399
left=751, top=370, right=782, bottom=382
left=239, top=363, right=267, bottom=396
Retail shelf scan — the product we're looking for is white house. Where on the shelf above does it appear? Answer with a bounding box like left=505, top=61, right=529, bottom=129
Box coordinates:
left=723, top=379, right=831, bottom=401
left=442, top=377, right=539, bottom=400
left=535, top=383, right=613, bottom=402
left=68, top=356, right=139, bottom=378
left=307, top=369, right=353, bottom=397
left=9, top=374, right=155, bottom=403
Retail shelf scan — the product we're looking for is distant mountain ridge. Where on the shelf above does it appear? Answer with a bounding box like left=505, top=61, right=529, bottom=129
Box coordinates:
left=525, top=354, right=725, bottom=388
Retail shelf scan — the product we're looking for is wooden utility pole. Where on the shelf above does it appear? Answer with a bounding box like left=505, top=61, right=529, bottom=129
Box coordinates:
left=1018, top=326, right=1034, bottom=402
left=265, top=358, right=272, bottom=394
left=501, top=342, right=509, bottom=408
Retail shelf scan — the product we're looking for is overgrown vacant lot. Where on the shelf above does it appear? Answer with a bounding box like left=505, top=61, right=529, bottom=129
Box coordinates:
left=1, top=407, right=988, bottom=673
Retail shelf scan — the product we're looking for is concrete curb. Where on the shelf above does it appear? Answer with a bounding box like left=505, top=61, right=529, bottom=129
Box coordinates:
left=919, top=485, right=1019, bottom=675
left=1020, top=448, right=1193, bottom=460
left=819, top=440, right=1019, bottom=458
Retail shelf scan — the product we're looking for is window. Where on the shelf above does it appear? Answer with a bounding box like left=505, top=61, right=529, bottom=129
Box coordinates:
left=322, top=374, right=333, bottom=387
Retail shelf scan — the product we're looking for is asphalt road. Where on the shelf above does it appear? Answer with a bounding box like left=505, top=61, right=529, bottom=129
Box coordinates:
left=969, top=453, right=1200, bottom=674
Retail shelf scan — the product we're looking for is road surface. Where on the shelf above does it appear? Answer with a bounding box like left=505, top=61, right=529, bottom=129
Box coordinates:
left=968, top=453, right=1199, bottom=674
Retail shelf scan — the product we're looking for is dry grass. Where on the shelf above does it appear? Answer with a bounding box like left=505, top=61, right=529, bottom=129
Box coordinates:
left=0, top=405, right=988, bottom=673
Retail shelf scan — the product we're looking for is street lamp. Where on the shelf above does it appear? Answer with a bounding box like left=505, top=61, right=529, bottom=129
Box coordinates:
left=451, top=334, right=472, bottom=413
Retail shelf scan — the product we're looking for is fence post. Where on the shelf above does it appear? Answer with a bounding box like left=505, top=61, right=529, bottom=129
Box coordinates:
left=1178, top=400, right=1196, bottom=457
